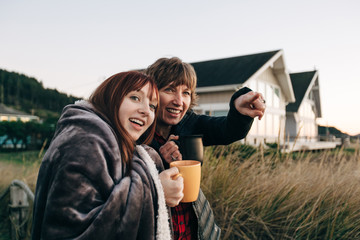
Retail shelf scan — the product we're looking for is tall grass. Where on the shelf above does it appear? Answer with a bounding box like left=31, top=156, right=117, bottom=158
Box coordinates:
left=0, top=151, right=42, bottom=193
left=202, top=143, right=360, bottom=239
left=0, top=151, right=42, bottom=240
left=2, top=145, right=360, bottom=239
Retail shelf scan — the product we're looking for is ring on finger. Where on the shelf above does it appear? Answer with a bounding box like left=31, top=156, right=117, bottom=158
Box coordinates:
left=171, top=154, right=178, bottom=161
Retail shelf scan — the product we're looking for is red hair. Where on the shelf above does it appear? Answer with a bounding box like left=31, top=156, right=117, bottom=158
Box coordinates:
left=89, top=71, right=159, bottom=165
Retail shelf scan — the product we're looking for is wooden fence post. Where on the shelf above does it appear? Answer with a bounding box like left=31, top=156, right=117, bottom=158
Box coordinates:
left=9, top=180, right=33, bottom=240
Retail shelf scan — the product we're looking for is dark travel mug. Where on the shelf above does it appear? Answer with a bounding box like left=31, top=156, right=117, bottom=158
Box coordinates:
left=177, top=135, right=203, bottom=163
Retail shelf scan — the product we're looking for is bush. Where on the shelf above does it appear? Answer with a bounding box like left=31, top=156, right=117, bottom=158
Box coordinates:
left=0, top=121, right=54, bottom=151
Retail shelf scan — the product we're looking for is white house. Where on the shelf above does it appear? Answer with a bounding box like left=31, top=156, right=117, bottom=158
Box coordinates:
left=0, top=103, right=39, bottom=122
left=191, top=49, right=295, bottom=145
left=285, top=70, right=321, bottom=142
left=0, top=103, right=40, bottom=148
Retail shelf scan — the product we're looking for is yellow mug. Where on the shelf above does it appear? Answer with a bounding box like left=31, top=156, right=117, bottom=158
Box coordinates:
left=170, top=160, right=201, bottom=202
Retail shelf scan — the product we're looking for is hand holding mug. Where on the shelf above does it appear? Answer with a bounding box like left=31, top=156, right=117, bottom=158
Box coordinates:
left=159, top=135, right=183, bottom=164
left=159, top=167, right=184, bottom=207
left=170, top=160, right=201, bottom=202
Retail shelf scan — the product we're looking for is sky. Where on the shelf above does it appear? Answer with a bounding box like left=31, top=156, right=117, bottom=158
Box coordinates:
left=1, top=0, right=360, bottom=135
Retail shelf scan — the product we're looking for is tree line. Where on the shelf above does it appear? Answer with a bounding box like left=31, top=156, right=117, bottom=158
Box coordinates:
left=0, top=68, right=81, bottom=150
left=0, top=121, right=54, bottom=150
left=0, top=69, right=80, bottom=113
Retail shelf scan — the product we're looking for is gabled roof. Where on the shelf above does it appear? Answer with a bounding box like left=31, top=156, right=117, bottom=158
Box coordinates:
left=191, top=50, right=280, bottom=88
left=287, top=71, right=321, bottom=117
left=0, top=103, right=29, bottom=115
left=191, top=50, right=295, bottom=102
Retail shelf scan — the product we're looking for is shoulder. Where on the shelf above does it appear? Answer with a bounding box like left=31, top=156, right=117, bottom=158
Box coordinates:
left=57, top=102, right=117, bottom=143
left=46, top=102, right=120, bottom=165
left=177, top=110, right=199, bottom=126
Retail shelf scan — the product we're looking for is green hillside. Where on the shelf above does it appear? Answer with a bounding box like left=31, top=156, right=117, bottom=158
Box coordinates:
left=0, top=69, right=81, bottom=122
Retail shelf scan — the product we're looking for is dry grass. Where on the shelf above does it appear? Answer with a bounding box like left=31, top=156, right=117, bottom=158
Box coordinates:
left=2, top=145, right=360, bottom=239
left=0, top=152, right=41, bottom=193
left=0, top=151, right=41, bottom=240
left=202, top=144, right=360, bottom=239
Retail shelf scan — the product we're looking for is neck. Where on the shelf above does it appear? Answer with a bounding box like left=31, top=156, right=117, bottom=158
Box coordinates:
left=156, top=122, right=172, bottom=139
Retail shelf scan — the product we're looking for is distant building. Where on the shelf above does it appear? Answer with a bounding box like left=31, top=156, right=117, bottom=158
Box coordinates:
left=0, top=104, right=40, bottom=148
left=285, top=71, right=321, bottom=142
left=0, top=103, right=39, bottom=122
left=191, top=49, right=295, bottom=145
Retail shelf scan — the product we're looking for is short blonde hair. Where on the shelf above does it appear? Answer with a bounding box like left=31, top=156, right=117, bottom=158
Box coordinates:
left=146, top=57, right=198, bottom=108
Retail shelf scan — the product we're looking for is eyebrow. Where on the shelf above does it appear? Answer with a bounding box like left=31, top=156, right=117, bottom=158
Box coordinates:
left=135, top=88, right=147, bottom=94
left=135, top=88, right=158, bottom=102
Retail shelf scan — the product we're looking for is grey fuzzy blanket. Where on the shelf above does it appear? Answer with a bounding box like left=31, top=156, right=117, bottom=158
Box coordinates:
left=31, top=101, right=168, bottom=240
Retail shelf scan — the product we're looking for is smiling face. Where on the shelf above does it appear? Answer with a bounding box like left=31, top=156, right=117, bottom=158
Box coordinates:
left=157, top=83, right=191, bottom=128
left=118, top=83, right=158, bottom=141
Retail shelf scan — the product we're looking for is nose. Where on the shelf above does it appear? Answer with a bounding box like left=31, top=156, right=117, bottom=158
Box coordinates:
left=172, top=91, right=183, bottom=106
left=139, top=102, right=150, bottom=116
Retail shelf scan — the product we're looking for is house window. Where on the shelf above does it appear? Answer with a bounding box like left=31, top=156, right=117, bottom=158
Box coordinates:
left=20, top=117, right=30, bottom=122
left=257, top=81, right=281, bottom=109
left=213, top=110, right=228, bottom=117
left=245, top=80, right=284, bottom=139
left=205, top=110, right=228, bottom=117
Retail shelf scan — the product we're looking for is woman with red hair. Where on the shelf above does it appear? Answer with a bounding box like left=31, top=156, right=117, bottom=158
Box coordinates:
left=31, top=71, right=183, bottom=239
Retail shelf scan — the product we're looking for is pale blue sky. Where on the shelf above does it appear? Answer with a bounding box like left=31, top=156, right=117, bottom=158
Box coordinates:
left=1, top=0, right=359, bottom=135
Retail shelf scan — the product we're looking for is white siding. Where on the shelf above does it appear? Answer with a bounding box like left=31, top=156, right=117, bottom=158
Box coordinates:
left=195, top=66, right=294, bottom=145
left=244, top=67, right=287, bottom=143
left=195, top=91, right=234, bottom=116
left=297, top=98, right=317, bottom=141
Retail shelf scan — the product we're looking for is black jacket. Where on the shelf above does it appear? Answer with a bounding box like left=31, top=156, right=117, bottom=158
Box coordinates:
left=150, top=87, right=254, bottom=240
left=151, top=87, right=253, bottom=152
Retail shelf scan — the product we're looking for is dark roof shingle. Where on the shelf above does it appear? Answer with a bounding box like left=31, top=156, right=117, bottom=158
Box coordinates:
left=191, top=50, right=280, bottom=88
left=286, top=71, right=317, bottom=112
left=0, top=103, right=29, bottom=115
